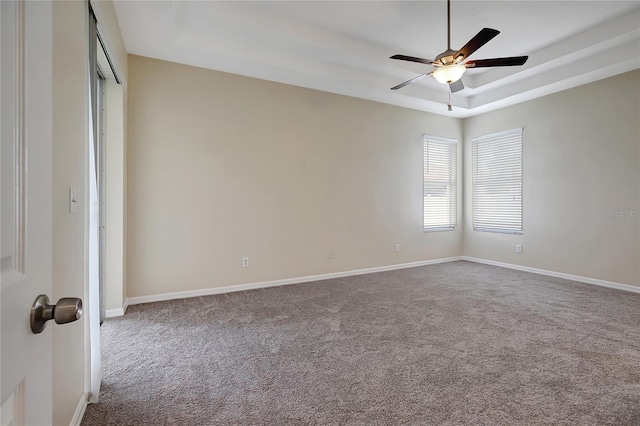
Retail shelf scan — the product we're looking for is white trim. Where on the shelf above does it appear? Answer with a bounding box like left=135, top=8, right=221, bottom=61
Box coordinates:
left=105, top=308, right=122, bottom=318
left=128, top=257, right=463, bottom=305
left=14, top=0, right=26, bottom=274
left=471, top=127, right=523, bottom=143
left=422, top=134, right=457, bottom=145
left=69, top=393, right=88, bottom=426
left=89, top=0, right=126, bottom=86
left=462, top=256, right=640, bottom=294
left=105, top=299, right=128, bottom=318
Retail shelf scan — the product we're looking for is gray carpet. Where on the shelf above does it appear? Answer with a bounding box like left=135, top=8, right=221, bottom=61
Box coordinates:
left=81, top=261, right=640, bottom=425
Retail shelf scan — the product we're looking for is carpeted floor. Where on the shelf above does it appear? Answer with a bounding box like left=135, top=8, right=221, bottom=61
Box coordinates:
left=81, top=261, right=640, bottom=425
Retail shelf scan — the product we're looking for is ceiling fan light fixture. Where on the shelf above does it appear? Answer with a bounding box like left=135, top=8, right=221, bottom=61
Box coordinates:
left=433, top=64, right=466, bottom=84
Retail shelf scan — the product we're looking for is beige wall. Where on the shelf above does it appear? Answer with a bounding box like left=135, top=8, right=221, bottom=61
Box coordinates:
left=127, top=55, right=463, bottom=298
left=462, top=70, right=640, bottom=287
left=52, top=0, right=128, bottom=424
left=52, top=1, right=88, bottom=424
left=127, top=56, right=638, bottom=301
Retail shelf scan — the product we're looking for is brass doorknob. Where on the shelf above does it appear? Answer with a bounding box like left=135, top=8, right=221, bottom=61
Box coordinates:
left=30, top=294, right=83, bottom=334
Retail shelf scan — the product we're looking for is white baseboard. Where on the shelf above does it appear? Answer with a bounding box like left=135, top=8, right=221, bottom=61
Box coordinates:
left=105, top=308, right=124, bottom=318
left=105, top=299, right=129, bottom=318
left=120, top=255, right=639, bottom=308
left=127, top=256, right=463, bottom=305
left=463, top=256, right=640, bottom=294
left=69, top=393, right=88, bottom=426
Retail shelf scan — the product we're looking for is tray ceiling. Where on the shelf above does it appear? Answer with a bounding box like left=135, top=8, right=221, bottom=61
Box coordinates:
left=113, top=1, right=640, bottom=117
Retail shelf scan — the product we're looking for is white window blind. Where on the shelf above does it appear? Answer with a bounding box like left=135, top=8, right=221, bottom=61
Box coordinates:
left=423, top=136, right=457, bottom=231
left=472, top=128, right=523, bottom=234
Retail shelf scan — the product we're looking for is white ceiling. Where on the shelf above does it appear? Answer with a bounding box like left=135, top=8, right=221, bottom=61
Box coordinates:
left=113, top=1, right=640, bottom=118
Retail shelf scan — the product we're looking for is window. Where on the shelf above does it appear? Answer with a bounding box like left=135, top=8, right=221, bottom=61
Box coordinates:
left=472, top=128, right=523, bottom=234
left=423, top=135, right=457, bottom=231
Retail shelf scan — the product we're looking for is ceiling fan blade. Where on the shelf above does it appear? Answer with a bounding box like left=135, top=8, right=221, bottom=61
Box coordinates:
left=466, top=56, right=528, bottom=67
left=449, top=79, right=464, bottom=93
left=391, top=72, right=431, bottom=90
left=454, top=28, right=499, bottom=61
left=390, top=54, right=435, bottom=65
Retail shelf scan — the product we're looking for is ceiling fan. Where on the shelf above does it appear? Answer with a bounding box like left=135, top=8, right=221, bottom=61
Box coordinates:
left=390, top=0, right=528, bottom=93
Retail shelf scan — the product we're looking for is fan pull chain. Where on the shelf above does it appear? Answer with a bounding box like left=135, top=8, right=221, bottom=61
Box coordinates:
left=447, top=90, right=452, bottom=111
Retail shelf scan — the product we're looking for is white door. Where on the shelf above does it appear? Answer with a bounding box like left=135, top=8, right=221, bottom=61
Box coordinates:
left=1, top=1, right=54, bottom=424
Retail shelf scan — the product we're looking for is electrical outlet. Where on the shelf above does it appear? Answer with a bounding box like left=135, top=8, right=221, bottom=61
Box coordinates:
left=515, top=244, right=522, bottom=253
left=242, top=257, right=249, bottom=268
left=395, top=243, right=400, bottom=253
left=327, top=250, right=335, bottom=260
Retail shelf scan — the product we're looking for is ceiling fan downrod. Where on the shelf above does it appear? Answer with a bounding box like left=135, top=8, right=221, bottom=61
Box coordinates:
left=389, top=0, right=529, bottom=93
left=447, top=0, right=451, bottom=50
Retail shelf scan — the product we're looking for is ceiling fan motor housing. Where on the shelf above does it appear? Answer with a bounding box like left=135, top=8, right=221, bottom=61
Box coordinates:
left=389, top=0, right=528, bottom=92
left=434, top=49, right=459, bottom=65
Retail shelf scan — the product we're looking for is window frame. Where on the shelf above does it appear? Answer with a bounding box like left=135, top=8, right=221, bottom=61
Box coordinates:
left=472, top=128, right=523, bottom=235
left=423, top=135, right=458, bottom=232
